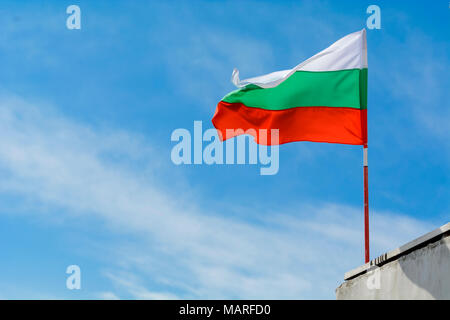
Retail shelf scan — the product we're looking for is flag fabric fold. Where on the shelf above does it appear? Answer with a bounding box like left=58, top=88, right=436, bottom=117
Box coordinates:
left=212, top=29, right=368, bottom=146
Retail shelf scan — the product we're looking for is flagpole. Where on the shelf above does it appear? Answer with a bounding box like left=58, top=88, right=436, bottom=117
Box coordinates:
left=363, top=144, right=370, bottom=263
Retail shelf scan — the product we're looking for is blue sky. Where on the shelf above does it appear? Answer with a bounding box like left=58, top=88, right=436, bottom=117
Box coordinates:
left=0, top=0, right=448, bottom=299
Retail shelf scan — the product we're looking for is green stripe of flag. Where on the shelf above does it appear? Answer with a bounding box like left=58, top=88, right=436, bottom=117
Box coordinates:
left=222, top=68, right=368, bottom=110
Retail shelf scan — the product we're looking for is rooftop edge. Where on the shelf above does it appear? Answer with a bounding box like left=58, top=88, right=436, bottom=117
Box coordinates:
left=344, top=222, right=450, bottom=281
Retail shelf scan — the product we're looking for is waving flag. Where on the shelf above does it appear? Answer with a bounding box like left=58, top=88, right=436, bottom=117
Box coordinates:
left=212, top=29, right=368, bottom=146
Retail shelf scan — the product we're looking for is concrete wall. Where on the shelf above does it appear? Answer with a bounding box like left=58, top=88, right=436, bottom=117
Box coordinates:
left=336, top=236, right=450, bottom=300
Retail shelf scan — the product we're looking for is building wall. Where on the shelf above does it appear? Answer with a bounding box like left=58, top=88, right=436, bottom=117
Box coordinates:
left=336, top=237, right=450, bottom=299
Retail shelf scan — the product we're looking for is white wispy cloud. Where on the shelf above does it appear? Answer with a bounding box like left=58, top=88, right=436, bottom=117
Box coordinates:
left=0, top=93, right=436, bottom=299
left=103, top=272, right=178, bottom=300
left=97, top=291, right=120, bottom=300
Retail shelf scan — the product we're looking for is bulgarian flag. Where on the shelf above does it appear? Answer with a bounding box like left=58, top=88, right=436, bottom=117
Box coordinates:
left=212, top=29, right=368, bottom=146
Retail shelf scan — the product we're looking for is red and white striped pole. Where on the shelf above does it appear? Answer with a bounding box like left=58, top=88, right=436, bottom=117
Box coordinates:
left=363, top=144, right=370, bottom=263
